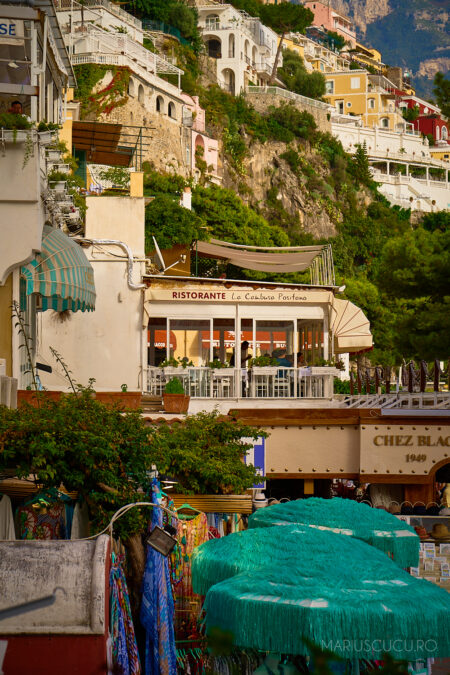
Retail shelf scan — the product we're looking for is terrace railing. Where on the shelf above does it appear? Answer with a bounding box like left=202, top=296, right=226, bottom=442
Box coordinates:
left=147, top=366, right=338, bottom=399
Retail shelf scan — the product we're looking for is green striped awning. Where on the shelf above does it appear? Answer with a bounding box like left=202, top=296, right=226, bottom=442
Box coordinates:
left=21, top=225, right=96, bottom=312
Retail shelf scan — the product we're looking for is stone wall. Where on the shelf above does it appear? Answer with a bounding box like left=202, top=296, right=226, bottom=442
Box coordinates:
left=94, top=71, right=191, bottom=176
left=245, top=91, right=331, bottom=133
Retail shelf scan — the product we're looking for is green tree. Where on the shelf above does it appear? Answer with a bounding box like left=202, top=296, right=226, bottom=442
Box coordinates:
left=145, top=193, right=205, bottom=251
left=351, top=142, right=373, bottom=186
left=376, top=225, right=450, bottom=359
left=326, top=30, right=346, bottom=51
left=433, top=71, right=450, bottom=119
left=259, top=2, right=314, bottom=84
left=402, top=104, right=420, bottom=123
left=277, top=49, right=326, bottom=100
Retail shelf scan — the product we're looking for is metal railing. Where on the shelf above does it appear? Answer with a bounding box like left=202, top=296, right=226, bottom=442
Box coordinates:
left=55, top=0, right=142, bottom=30
left=246, top=85, right=331, bottom=111
left=342, top=392, right=450, bottom=409
left=147, top=366, right=338, bottom=399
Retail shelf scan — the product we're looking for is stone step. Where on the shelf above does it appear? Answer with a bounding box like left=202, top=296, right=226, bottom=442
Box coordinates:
left=141, top=395, right=163, bottom=413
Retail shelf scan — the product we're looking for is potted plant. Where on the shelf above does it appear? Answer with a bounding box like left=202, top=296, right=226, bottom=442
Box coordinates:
left=0, top=112, right=33, bottom=143
left=95, top=383, right=141, bottom=409
left=249, top=355, right=279, bottom=368
left=163, top=377, right=190, bottom=414
left=37, top=121, right=60, bottom=144
left=207, top=358, right=230, bottom=370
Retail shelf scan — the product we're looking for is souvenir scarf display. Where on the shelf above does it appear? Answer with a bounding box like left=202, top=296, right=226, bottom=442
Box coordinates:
left=172, top=510, right=208, bottom=638
left=140, top=481, right=177, bottom=675
left=110, top=554, right=141, bottom=675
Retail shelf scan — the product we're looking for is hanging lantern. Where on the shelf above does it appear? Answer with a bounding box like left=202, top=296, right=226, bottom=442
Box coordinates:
left=146, top=524, right=178, bottom=556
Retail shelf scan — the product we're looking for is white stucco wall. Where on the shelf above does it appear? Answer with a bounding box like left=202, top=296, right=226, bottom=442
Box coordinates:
left=331, top=121, right=430, bottom=158
left=38, top=197, right=146, bottom=392
left=0, top=144, right=43, bottom=285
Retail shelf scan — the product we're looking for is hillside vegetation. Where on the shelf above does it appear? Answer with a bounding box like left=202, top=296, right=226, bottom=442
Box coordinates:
left=88, top=1, right=449, bottom=365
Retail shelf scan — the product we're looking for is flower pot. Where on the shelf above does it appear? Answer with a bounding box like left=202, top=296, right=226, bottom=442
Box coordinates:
left=17, top=390, right=63, bottom=407
left=1, top=129, right=29, bottom=143
left=49, top=181, right=67, bottom=193
left=46, top=150, right=61, bottom=162
left=94, top=391, right=142, bottom=409
left=163, top=393, right=190, bottom=414
left=38, top=130, right=57, bottom=144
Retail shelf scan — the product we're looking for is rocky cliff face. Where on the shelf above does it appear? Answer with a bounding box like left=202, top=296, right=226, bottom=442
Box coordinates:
left=334, top=0, right=449, bottom=99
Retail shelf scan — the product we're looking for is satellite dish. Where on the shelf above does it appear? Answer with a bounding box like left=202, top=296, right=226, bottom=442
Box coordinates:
left=152, top=236, right=166, bottom=271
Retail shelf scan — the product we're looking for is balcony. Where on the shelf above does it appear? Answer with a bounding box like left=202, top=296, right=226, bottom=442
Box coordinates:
left=147, top=366, right=338, bottom=400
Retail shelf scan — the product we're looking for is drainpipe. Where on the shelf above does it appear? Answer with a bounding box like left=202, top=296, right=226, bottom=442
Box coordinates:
left=75, top=238, right=146, bottom=290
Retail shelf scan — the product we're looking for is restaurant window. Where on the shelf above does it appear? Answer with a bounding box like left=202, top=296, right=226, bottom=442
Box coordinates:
left=212, top=318, right=235, bottom=365
left=254, top=320, right=295, bottom=361
left=170, top=318, right=210, bottom=366
left=297, top=320, right=324, bottom=365
left=148, top=317, right=171, bottom=366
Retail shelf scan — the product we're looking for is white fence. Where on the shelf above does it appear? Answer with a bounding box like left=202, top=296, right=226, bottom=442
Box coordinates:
left=147, top=366, right=338, bottom=399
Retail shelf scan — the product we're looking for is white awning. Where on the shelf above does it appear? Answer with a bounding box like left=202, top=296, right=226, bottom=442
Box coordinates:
left=330, top=298, right=373, bottom=353
left=195, top=239, right=326, bottom=274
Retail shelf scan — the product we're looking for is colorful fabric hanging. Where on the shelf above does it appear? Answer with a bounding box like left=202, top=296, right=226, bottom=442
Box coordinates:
left=140, top=481, right=177, bottom=675
left=16, top=502, right=66, bottom=539
left=110, top=554, right=141, bottom=675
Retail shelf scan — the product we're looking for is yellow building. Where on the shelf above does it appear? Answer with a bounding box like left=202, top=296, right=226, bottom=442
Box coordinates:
left=282, top=34, right=349, bottom=74
left=349, top=43, right=383, bottom=73
left=324, top=70, right=404, bottom=130
left=430, top=145, right=450, bottom=163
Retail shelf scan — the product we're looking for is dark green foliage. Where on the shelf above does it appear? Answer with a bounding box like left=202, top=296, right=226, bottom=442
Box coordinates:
left=280, top=148, right=302, bottom=173
left=192, top=184, right=290, bottom=249
left=351, top=142, right=373, bottom=186
left=0, top=396, right=263, bottom=534
left=259, top=2, right=313, bottom=37
left=141, top=412, right=265, bottom=495
left=326, top=31, right=346, bottom=51
left=128, top=0, right=202, bottom=50
left=433, top=71, right=450, bottom=119
left=143, top=164, right=188, bottom=196
left=145, top=193, right=205, bottom=251
left=402, top=105, right=420, bottom=123
left=164, top=377, right=185, bottom=394
left=277, top=50, right=326, bottom=101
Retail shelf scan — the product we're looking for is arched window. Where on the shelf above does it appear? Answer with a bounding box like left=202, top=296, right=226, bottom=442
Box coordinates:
left=368, top=98, right=375, bottom=109
left=380, top=117, right=389, bottom=128
left=252, top=45, right=257, bottom=65
left=436, top=126, right=440, bottom=141
left=168, top=102, right=176, bottom=119
left=205, top=14, right=219, bottom=30
left=228, top=33, right=235, bottom=59
left=221, top=68, right=235, bottom=96
left=156, top=95, right=164, bottom=113
left=138, top=84, right=145, bottom=104
left=442, top=126, right=448, bottom=141
left=206, top=38, right=221, bottom=59
left=128, top=78, right=135, bottom=97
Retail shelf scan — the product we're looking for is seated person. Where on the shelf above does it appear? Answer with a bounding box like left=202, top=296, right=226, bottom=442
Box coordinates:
left=7, top=100, right=23, bottom=114
left=273, top=348, right=291, bottom=368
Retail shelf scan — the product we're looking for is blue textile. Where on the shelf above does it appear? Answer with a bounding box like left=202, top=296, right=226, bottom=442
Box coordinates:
left=140, top=482, right=177, bottom=675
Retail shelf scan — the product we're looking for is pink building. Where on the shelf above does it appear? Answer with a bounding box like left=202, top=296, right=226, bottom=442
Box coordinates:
left=181, top=93, right=220, bottom=179
left=304, top=1, right=356, bottom=48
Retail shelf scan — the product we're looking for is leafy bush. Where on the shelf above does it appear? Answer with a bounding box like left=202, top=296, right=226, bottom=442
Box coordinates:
left=278, top=49, right=326, bottom=101
left=145, top=193, right=205, bottom=251
left=164, top=377, right=185, bottom=394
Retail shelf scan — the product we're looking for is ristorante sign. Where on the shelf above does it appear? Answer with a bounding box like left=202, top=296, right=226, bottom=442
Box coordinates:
left=146, top=287, right=332, bottom=304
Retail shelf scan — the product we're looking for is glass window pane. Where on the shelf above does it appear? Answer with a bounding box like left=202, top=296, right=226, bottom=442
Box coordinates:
left=148, top=317, right=168, bottom=366
left=171, top=319, right=210, bottom=366
left=212, top=318, right=235, bottom=366
left=297, top=320, right=324, bottom=365
left=255, top=320, right=294, bottom=363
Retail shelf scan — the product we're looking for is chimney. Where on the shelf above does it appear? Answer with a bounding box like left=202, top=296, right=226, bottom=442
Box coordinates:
left=180, top=186, right=192, bottom=210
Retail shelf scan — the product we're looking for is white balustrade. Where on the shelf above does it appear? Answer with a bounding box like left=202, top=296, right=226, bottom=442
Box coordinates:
left=147, top=366, right=337, bottom=399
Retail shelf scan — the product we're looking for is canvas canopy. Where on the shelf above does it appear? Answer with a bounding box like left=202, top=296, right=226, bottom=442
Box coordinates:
left=330, top=298, right=373, bottom=353
left=195, top=239, right=327, bottom=274
left=21, top=225, right=96, bottom=312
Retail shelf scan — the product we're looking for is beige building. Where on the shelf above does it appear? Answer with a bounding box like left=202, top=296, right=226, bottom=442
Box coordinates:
left=324, top=70, right=405, bottom=131
left=283, top=34, right=349, bottom=74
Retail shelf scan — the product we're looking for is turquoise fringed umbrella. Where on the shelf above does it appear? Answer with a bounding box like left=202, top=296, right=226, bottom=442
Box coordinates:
left=249, top=498, right=419, bottom=568
left=192, top=526, right=450, bottom=660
